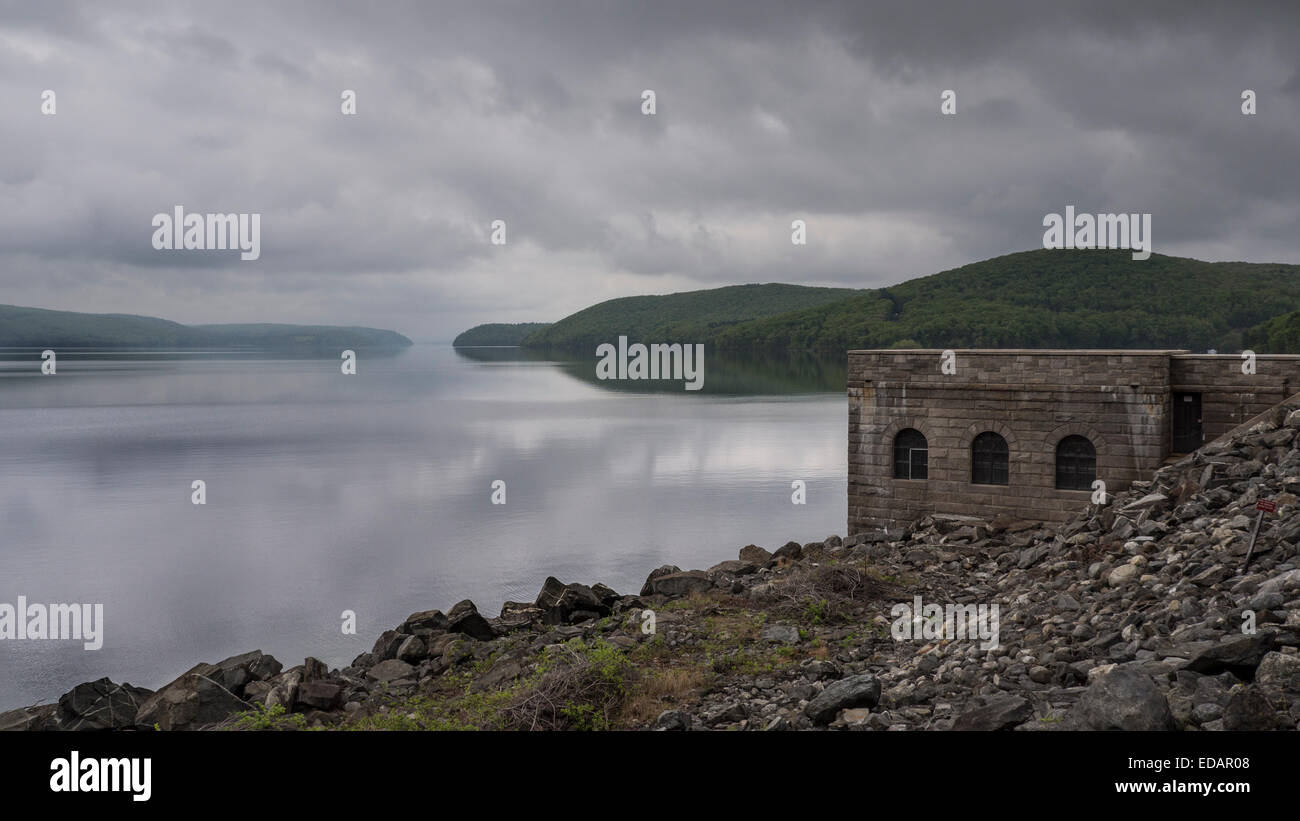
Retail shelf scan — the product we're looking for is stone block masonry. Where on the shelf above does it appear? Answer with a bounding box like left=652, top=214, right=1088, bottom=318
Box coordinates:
left=847, top=349, right=1300, bottom=532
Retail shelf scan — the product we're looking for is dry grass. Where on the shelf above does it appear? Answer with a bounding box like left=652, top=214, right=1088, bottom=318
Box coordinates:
left=764, top=562, right=897, bottom=624
left=619, top=667, right=713, bottom=727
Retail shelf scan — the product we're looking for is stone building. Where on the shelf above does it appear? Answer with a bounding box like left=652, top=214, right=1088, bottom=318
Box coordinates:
left=847, top=349, right=1300, bottom=531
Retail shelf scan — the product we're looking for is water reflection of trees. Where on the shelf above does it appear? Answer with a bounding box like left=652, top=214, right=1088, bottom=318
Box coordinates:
left=452, top=346, right=845, bottom=395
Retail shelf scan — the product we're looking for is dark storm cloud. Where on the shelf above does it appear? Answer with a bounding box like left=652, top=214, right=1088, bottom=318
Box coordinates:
left=1, top=0, right=1298, bottom=340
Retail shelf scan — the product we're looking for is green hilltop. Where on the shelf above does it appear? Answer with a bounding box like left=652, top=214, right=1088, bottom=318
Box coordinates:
left=452, top=322, right=553, bottom=347
left=0, top=304, right=412, bottom=349
left=712, top=250, right=1300, bottom=353
left=519, top=283, right=859, bottom=352
left=483, top=250, right=1300, bottom=355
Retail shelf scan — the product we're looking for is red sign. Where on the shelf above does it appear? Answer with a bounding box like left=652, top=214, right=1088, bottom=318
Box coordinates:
left=1257, top=499, right=1277, bottom=513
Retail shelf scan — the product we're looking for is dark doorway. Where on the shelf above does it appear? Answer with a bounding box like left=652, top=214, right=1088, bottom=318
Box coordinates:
left=1172, top=392, right=1202, bottom=453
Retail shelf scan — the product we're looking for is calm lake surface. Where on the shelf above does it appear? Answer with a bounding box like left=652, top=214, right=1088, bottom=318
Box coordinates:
left=0, top=345, right=845, bottom=710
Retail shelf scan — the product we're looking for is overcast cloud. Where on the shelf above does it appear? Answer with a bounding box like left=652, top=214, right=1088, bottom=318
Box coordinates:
left=2, top=0, right=1298, bottom=341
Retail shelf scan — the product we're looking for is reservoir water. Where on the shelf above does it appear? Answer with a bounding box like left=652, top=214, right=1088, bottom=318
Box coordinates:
left=0, top=345, right=845, bottom=710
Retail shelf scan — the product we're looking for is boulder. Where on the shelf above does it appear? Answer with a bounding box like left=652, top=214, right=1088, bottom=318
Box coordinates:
left=366, top=659, right=416, bottom=684
left=295, top=681, right=343, bottom=711
left=773, top=541, right=803, bottom=562
left=1255, top=651, right=1300, bottom=692
left=396, top=635, right=428, bottom=662
left=654, top=710, right=691, bottom=731
left=1222, top=687, right=1278, bottom=730
left=498, top=601, right=545, bottom=629
left=542, top=583, right=610, bottom=624
left=951, top=695, right=1032, bottom=731
left=371, top=630, right=406, bottom=661
left=447, top=600, right=496, bottom=641
left=804, top=674, right=881, bottom=725
left=55, top=678, right=154, bottom=731
left=135, top=672, right=250, bottom=731
left=761, top=625, right=801, bottom=645
left=0, top=705, right=56, bottom=732
left=301, top=657, right=328, bottom=683
left=639, top=565, right=682, bottom=596
left=400, top=609, right=449, bottom=635
left=188, top=650, right=282, bottom=698
left=1185, top=631, right=1275, bottom=677
left=641, top=570, right=712, bottom=599
left=1121, top=493, right=1168, bottom=513
left=708, top=559, right=757, bottom=576
left=534, top=576, right=568, bottom=610
left=1065, top=668, right=1175, bottom=730
left=591, top=583, right=620, bottom=605
left=264, top=670, right=302, bottom=712
left=738, top=545, right=771, bottom=564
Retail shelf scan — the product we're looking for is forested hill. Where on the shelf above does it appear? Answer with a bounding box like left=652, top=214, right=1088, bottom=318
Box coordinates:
left=492, top=250, right=1300, bottom=355
left=453, top=322, right=553, bottom=346
left=0, top=304, right=412, bottom=349
left=711, top=250, right=1300, bottom=353
left=519, top=283, right=860, bottom=351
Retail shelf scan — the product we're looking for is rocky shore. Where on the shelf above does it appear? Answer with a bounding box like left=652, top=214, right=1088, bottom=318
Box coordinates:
left=6, top=401, right=1300, bottom=732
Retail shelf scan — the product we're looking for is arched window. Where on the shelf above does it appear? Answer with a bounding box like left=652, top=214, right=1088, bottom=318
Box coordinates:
left=1056, top=435, right=1096, bottom=490
left=893, top=428, right=927, bottom=479
left=971, top=432, right=1009, bottom=485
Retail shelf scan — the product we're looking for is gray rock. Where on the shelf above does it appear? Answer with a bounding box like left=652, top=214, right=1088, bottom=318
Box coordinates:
left=1255, top=651, right=1300, bottom=692
left=366, top=659, right=416, bottom=684
left=447, top=600, right=496, bottom=641
left=0, top=705, right=56, bottom=732
left=1121, top=493, right=1168, bottom=513
left=1191, top=702, right=1223, bottom=724
left=498, top=601, right=544, bottom=628
left=296, top=681, right=343, bottom=711
left=705, top=702, right=748, bottom=726
left=264, top=670, right=301, bottom=712
left=301, top=657, right=328, bottom=683
left=187, top=650, right=282, bottom=698
left=804, top=673, right=881, bottom=725
left=639, top=565, right=683, bottom=596
left=654, top=709, right=691, bottom=731
left=708, top=559, right=757, bottom=576
left=952, top=695, right=1032, bottom=731
left=1065, top=667, right=1175, bottom=730
left=134, top=672, right=250, bottom=731
left=1107, top=564, right=1140, bottom=587
left=641, top=570, right=712, bottom=599
left=1185, top=631, right=1275, bottom=676
left=1222, top=687, right=1278, bottom=730
left=371, top=630, right=405, bottom=661
left=400, top=609, right=449, bottom=635
left=773, top=541, right=803, bottom=561
left=761, top=625, right=801, bottom=645
left=543, top=583, right=610, bottom=624
left=54, top=678, right=154, bottom=731
left=1053, top=593, right=1081, bottom=611
left=396, top=635, right=428, bottom=662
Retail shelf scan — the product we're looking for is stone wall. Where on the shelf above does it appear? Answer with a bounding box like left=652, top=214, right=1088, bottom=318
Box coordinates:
left=848, top=350, right=1181, bottom=532
left=1170, top=355, right=1300, bottom=445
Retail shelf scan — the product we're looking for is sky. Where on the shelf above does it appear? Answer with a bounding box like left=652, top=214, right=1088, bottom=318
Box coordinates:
left=2, top=0, right=1299, bottom=342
